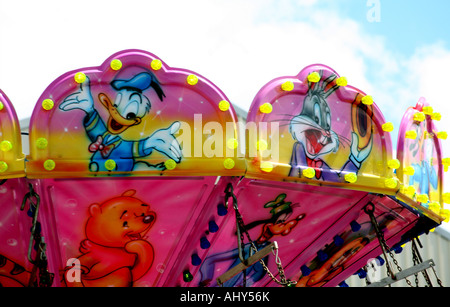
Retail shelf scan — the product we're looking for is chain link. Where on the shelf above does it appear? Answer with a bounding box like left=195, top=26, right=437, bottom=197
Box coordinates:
left=364, top=203, right=415, bottom=287
left=225, top=184, right=296, bottom=287
left=21, top=183, right=54, bottom=287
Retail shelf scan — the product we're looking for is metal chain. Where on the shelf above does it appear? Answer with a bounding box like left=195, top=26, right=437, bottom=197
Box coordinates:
left=225, top=184, right=296, bottom=287
left=20, top=183, right=54, bottom=287
left=364, top=204, right=414, bottom=287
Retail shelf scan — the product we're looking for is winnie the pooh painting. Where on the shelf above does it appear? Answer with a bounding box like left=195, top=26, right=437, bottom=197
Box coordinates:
left=63, top=190, right=156, bottom=287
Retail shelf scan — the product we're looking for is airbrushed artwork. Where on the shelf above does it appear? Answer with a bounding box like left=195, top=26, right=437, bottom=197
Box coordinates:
left=0, top=50, right=447, bottom=288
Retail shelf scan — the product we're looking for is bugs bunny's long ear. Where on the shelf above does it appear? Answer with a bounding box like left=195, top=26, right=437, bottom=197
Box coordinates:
left=322, top=73, right=340, bottom=98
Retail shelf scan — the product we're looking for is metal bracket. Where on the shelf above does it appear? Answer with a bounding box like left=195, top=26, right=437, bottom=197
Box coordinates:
left=216, top=242, right=277, bottom=286
left=366, top=259, right=435, bottom=287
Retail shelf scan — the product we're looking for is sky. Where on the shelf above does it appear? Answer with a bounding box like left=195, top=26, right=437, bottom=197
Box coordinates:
left=1, top=0, right=450, bottom=230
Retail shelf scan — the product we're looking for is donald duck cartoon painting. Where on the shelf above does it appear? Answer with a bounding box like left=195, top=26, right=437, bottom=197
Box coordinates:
left=59, top=71, right=182, bottom=173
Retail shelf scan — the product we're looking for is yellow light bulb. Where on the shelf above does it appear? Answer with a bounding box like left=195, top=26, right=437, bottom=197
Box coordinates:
left=428, top=202, right=441, bottom=214
left=151, top=59, right=162, bottom=70
left=385, top=178, right=398, bottom=189
left=303, top=168, right=316, bottom=179
left=382, top=122, right=394, bottom=132
left=36, top=138, right=48, bottom=149
left=218, top=100, right=230, bottom=112
left=405, top=130, right=417, bottom=139
left=422, top=106, right=433, bottom=115
left=440, top=209, right=450, bottom=223
left=431, top=113, right=441, bottom=121
left=0, top=161, right=8, bottom=173
left=42, top=99, right=54, bottom=111
left=74, top=72, right=86, bottom=84
left=344, top=173, right=357, bottom=183
left=187, top=74, right=198, bottom=85
left=110, top=59, right=122, bottom=71
left=403, top=166, right=415, bottom=176
left=0, top=141, right=12, bottom=152
left=307, top=72, right=320, bottom=83
left=104, top=159, right=116, bottom=171
left=259, top=103, right=273, bottom=114
left=281, top=81, right=294, bottom=91
left=361, top=95, right=374, bottom=106
left=437, top=131, right=448, bottom=140
left=413, top=112, right=425, bottom=122
left=227, top=138, right=238, bottom=150
left=443, top=193, right=450, bottom=204
left=164, top=159, right=177, bottom=170
left=403, top=185, right=416, bottom=197
left=44, top=159, right=56, bottom=171
left=260, top=161, right=274, bottom=173
left=223, top=158, right=235, bottom=170
left=387, top=159, right=400, bottom=169
left=336, top=77, right=348, bottom=87
left=417, top=194, right=429, bottom=203
left=257, top=140, right=268, bottom=151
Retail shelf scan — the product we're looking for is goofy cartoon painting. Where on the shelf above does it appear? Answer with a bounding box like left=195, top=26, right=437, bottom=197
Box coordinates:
left=59, top=71, right=182, bottom=173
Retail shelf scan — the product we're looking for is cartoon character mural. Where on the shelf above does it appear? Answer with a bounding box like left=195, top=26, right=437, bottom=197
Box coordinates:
left=0, top=255, right=31, bottom=287
left=294, top=206, right=404, bottom=287
left=198, top=193, right=304, bottom=287
left=59, top=71, right=182, bottom=173
left=406, top=124, right=438, bottom=196
left=288, top=71, right=373, bottom=180
left=63, top=190, right=156, bottom=287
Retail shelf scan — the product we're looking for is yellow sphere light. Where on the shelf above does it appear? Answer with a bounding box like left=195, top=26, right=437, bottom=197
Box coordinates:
left=36, top=138, right=48, bottom=149
left=0, top=140, right=12, bottom=152
left=385, top=178, right=398, bottom=189
left=307, top=72, right=320, bottom=83
left=344, top=173, right=357, bottom=183
left=382, top=122, right=394, bottom=132
left=422, top=106, right=434, bottom=115
left=361, top=95, right=374, bottom=106
left=403, top=166, right=415, bottom=176
left=224, top=158, right=235, bottom=170
left=42, top=99, right=54, bottom=111
left=336, top=76, right=348, bottom=87
left=110, top=59, right=123, bottom=71
left=104, top=159, right=116, bottom=171
left=0, top=161, right=8, bottom=173
left=187, top=74, right=198, bottom=86
left=437, top=131, right=448, bottom=140
left=151, top=59, right=162, bottom=70
left=416, top=194, right=429, bottom=203
left=303, top=168, right=316, bottom=179
left=413, top=112, right=425, bottom=122
left=226, top=138, right=238, bottom=150
left=260, top=161, right=274, bottom=173
left=281, top=81, right=294, bottom=91
left=405, top=130, right=417, bottom=139
left=74, top=72, right=87, bottom=84
left=256, top=140, right=268, bottom=151
left=259, top=103, right=273, bottom=114
left=44, top=159, right=56, bottom=171
left=218, top=100, right=230, bottom=112
left=164, top=159, right=177, bottom=170
left=387, top=159, right=400, bottom=170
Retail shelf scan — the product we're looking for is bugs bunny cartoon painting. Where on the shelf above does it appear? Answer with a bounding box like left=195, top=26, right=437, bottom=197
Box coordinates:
left=288, top=70, right=373, bottom=181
